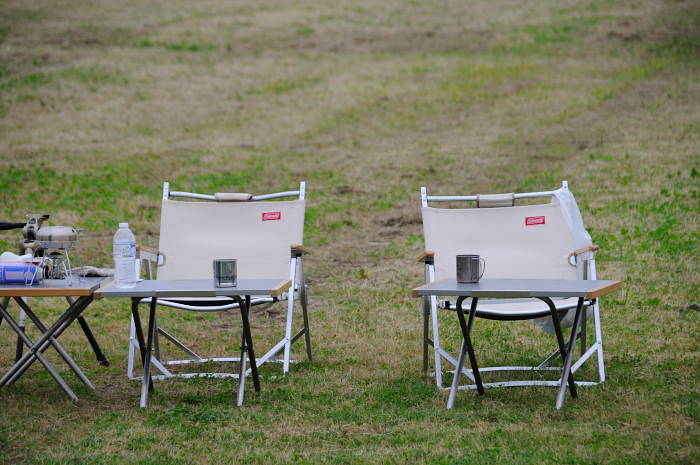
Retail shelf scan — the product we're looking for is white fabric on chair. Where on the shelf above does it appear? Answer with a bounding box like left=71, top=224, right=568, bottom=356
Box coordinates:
left=552, top=187, right=593, bottom=251
left=422, top=201, right=578, bottom=284
left=157, top=199, right=305, bottom=280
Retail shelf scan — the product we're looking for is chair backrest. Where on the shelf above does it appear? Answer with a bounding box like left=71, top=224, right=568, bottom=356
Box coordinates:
left=156, top=182, right=305, bottom=281
left=422, top=182, right=589, bottom=282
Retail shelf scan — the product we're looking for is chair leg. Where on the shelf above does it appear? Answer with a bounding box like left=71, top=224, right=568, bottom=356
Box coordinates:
left=282, top=257, right=298, bottom=373
left=283, top=294, right=294, bottom=373
left=282, top=256, right=301, bottom=374
left=299, top=255, right=312, bottom=361
left=301, top=282, right=313, bottom=361
left=593, top=301, right=605, bottom=383
left=424, top=264, right=447, bottom=388
left=422, top=295, right=429, bottom=374
left=281, top=255, right=313, bottom=370
left=583, top=253, right=605, bottom=383
left=430, top=295, right=446, bottom=388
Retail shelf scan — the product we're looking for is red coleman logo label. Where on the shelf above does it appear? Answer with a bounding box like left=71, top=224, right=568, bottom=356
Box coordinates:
left=262, top=212, right=281, bottom=221
left=525, top=216, right=545, bottom=226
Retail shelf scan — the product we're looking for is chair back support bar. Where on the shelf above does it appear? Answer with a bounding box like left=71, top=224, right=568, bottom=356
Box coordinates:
left=421, top=181, right=567, bottom=206
left=164, top=181, right=305, bottom=202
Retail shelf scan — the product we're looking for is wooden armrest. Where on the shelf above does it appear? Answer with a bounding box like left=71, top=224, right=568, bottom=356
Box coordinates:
left=573, top=245, right=600, bottom=257
left=136, top=245, right=159, bottom=255
left=291, top=244, right=311, bottom=255
left=271, top=279, right=292, bottom=298
left=136, top=245, right=165, bottom=265
left=417, top=251, right=435, bottom=262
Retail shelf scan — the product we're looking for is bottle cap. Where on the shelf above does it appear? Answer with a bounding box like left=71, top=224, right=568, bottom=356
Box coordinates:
left=119, top=223, right=129, bottom=228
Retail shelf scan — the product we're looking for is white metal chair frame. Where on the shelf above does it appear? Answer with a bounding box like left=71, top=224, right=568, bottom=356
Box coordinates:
left=127, top=182, right=312, bottom=382
left=419, top=181, right=605, bottom=391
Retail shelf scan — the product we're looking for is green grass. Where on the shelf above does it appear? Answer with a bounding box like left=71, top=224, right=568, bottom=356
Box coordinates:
left=0, top=0, right=699, bottom=463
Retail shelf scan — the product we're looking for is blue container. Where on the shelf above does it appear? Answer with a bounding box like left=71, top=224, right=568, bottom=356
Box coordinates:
left=0, top=262, right=43, bottom=284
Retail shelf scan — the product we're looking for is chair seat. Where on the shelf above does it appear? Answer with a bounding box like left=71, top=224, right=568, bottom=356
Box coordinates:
left=440, top=297, right=585, bottom=320
left=139, top=295, right=276, bottom=312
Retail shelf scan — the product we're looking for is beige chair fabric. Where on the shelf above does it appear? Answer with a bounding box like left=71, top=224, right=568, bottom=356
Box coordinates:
left=422, top=201, right=577, bottom=284
left=157, top=199, right=305, bottom=281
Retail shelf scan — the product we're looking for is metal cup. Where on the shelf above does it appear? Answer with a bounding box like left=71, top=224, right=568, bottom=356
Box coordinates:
left=456, top=254, right=486, bottom=283
left=213, top=259, right=237, bottom=287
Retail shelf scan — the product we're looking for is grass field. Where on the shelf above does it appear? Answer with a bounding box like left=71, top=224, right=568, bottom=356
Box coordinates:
left=0, top=0, right=698, bottom=463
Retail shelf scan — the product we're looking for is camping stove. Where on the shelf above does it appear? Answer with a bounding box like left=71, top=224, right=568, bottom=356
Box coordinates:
left=28, top=225, right=86, bottom=286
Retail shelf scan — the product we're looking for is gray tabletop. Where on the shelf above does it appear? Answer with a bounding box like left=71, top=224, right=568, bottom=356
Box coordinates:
left=96, top=278, right=291, bottom=299
left=412, top=278, right=621, bottom=300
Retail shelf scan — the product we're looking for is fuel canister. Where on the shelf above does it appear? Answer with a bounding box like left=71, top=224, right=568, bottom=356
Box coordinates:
left=0, top=262, right=44, bottom=285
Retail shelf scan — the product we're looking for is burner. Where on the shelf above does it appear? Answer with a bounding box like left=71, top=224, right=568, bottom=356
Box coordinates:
left=27, top=226, right=85, bottom=285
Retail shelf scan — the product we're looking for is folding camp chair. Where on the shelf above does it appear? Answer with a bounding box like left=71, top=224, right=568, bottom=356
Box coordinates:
left=127, top=181, right=312, bottom=382
left=418, top=181, right=605, bottom=391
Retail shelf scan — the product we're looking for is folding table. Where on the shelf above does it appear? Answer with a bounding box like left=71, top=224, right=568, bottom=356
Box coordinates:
left=412, top=278, right=621, bottom=409
left=0, top=277, right=109, bottom=401
left=95, top=278, right=292, bottom=407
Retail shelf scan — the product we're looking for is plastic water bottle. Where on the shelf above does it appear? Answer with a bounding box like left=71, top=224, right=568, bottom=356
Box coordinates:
left=113, top=222, right=136, bottom=288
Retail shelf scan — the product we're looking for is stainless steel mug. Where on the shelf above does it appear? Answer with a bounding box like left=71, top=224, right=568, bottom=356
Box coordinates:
left=456, top=254, right=486, bottom=283
left=213, top=259, right=237, bottom=287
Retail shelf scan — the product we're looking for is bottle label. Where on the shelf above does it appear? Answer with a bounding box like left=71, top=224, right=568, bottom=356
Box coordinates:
left=114, top=242, right=136, bottom=256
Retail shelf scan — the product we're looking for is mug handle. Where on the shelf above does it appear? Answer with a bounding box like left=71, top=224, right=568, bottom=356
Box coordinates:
left=478, top=258, right=486, bottom=279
